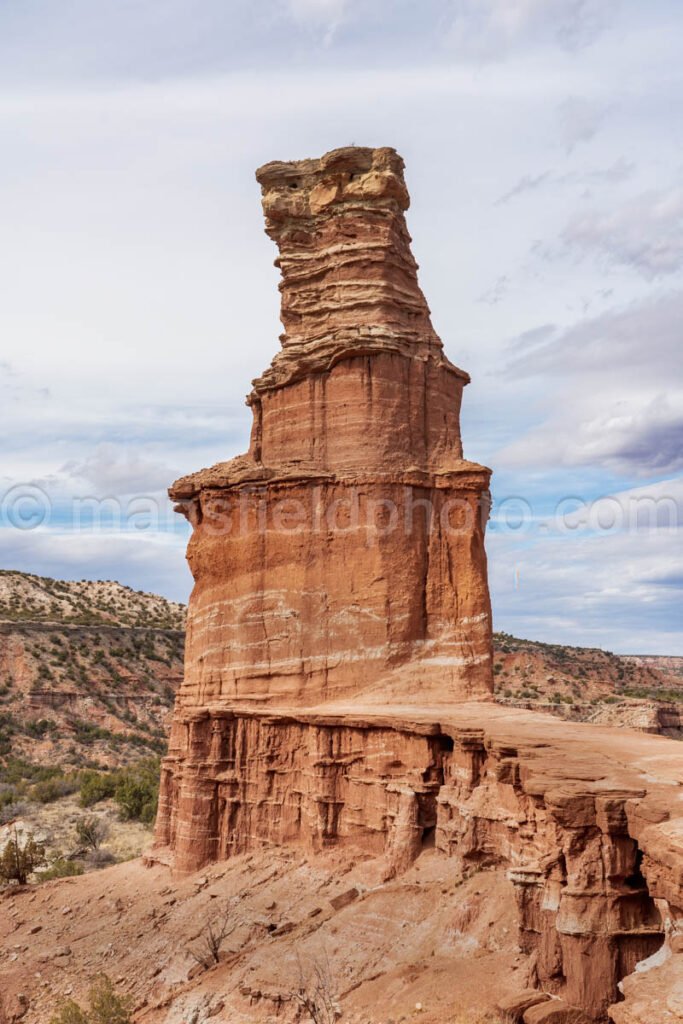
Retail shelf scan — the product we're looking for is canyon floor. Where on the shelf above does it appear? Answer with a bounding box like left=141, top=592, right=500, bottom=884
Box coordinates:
left=0, top=842, right=518, bottom=1024
left=2, top=703, right=682, bottom=1024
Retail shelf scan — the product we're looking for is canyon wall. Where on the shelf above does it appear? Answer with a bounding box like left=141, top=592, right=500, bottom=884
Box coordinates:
left=154, top=704, right=682, bottom=1022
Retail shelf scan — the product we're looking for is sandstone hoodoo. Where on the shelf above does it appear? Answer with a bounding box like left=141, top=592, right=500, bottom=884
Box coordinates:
left=150, top=148, right=683, bottom=1024
left=168, top=145, right=493, bottom=711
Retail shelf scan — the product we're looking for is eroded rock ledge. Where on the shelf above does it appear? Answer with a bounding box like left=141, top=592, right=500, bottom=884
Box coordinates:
left=153, top=702, right=683, bottom=1022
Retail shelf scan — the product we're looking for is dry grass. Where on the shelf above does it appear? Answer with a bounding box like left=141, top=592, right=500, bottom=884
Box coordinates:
left=0, top=791, right=153, bottom=870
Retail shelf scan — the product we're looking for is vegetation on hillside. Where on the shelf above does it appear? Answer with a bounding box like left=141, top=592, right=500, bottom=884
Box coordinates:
left=0, top=573, right=184, bottom=771
left=0, top=570, right=185, bottom=628
left=49, top=975, right=132, bottom=1024
left=0, top=758, right=161, bottom=887
left=0, top=758, right=161, bottom=827
left=0, top=828, right=46, bottom=884
left=0, top=573, right=175, bottom=888
left=492, top=632, right=683, bottom=706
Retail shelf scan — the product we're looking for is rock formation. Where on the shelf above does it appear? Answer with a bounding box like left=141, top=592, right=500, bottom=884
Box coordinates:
left=160, top=144, right=493, bottom=864
left=152, top=147, right=683, bottom=1024
left=168, top=146, right=492, bottom=712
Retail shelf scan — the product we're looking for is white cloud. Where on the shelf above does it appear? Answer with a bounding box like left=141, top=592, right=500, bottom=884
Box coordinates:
left=559, top=476, right=683, bottom=532
left=479, top=274, right=511, bottom=305
left=495, top=158, right=634, bottom=204
left=499, top=292, right=683, bottom=476
left=285, top=0, right=348, bottom=22
left=501, top=394, right=683, bottom=477
left=505, top=291, right=683, bottom=383
left=283, top=0, right=350, bottom=44
left=489, top=524, right=683, bottom=653
left=557, top=95, right=607, bottom=151
left=60, top=443, right=178, bottom=497
left=562, top=184, right=683, bottom=279
left=446, top=0, right=619, bottom=59
left=0, top=527, right=191, bottom=603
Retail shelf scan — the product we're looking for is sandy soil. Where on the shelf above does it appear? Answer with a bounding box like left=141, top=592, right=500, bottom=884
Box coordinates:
left=0, top=846, right=519, bottom=1024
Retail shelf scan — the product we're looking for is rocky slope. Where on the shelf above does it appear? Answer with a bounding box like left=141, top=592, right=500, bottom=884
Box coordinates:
left=0, top=572, right=184, bottom=769
left=2, top=708, right=682, bottom=1024
left=493, top=633, right=683, bottom=703
left=492, top=633, right=683, bottom=736
left=0, top=845, right=518, bottom=1024
left=0, top=571, right=184, bottom=628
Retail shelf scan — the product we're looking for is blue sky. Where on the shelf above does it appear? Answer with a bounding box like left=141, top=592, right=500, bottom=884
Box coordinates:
left=1, top=0, right=681, bottom=653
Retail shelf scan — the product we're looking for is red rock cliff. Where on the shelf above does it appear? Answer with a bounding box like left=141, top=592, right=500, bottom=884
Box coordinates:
left=169, top=146, right=493, bottom=710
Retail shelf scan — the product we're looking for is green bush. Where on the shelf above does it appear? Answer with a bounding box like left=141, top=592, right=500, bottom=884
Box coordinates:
left=23, top=718, right=57, bottom=739
left=49, top=975, right=131, bottom=1024
left=0, top=799, right=28, bottom=825
left=0, top=758, right=59, bottom=787
left=0, top=784, right=20, bottom=809
left=79, top=772, right=117, bottom=808
left=48, top=1001, right=88, bottom=1024
left=76, top=815, right=109, bottom=850
left=0, top=712, right=17, bottom=756
left=115, top=758, right=160, bottom=824
left=0, top=830, right=46, bottom=884
left=39, top=858, right=85, bottom=882
left=79, top=759, right=161, bottom=823
left=32, top=775, right=79, bottom=804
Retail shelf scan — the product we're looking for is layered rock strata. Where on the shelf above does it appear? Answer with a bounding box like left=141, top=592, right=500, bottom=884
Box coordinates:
left=169, top=146, right=493, bottom=708
left=155, top=147, right=683, bottom=1024
left=154, top=703, right=683, bottom=1021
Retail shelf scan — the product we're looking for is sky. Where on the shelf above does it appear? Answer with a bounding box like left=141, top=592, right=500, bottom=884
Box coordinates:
left=1, top=0, right=681, bottom=653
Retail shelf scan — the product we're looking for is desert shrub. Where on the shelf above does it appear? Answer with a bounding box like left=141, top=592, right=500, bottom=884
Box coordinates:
left=32, top=775, right=79, bottom=804
left=85, top=848, right=116, bottom=869
left=0, top=712, right=17, bottom=756
left=39, top=858, right=85, bottom=882
left=49, top=975, right=132, bottom=1024
left=79, top=771, right=116, bottom=808
left=48, top=1001, right=88, bottom=1024
left=70, top=719, right=114, bottom=746
left=0, top=782, right=21, bottom=806
left=76, top=816, right=109, bottom=850
left=0, top=799, right=29, bottom=825
left=114, top=758, right=160, bottom=824
left=23, top=716, right=57, bottom=741
left=78, top=759, right=161, bottom=821
left=0, top=829, right=46, bottom=885
left=0, top=759, right=66, bottom=788
left=187, top=906, right=233, bottom=968
left=293, top=952, right=340, bottom=1024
